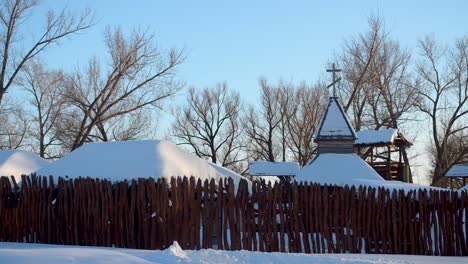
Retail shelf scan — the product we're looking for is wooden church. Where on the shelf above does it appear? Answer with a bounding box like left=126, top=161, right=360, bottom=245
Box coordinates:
left=295, top=64, right=411, bottom=184
left=295, top=65, right=385, bottom=184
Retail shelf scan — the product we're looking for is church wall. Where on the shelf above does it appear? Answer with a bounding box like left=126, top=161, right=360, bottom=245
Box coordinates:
left=318, top=140, right=355, bottom=154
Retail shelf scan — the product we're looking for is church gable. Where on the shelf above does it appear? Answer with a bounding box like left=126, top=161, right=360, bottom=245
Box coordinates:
left=315, top=97, right=356, bottom=141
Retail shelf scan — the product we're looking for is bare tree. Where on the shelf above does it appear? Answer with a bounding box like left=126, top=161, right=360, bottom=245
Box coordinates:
left=337, top=16, right=383, bottom=124
left=366, top=35, right=416, bottom=130
left=0, top=0, right=94, bottom=106
left=171, top=83, right=244, bottom=170
left=0, top=100, right=27, bottom=149
left=336, top=16, right=418, bottom=182
left=337, top=16, right=415, bottom=127
left=284, top=82, right=327, bottom=166
left=244, top=78, right=286, bottom=162
left=416, top=36, right=468, bottom=187
left=19, top=60, right=64, bottom=158
left=58, top=28, right=184, bottom=151
left=93, top=108, right=156, bottom=142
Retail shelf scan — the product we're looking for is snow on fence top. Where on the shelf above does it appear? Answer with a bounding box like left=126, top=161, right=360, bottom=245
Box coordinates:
left=35, top=140, right=250, bottom=186
left=446, top=164, right=468, bottom=177
left=459, top=185, right=468, bottom=192
left=354, top=128, right=398, bottom=146
left=249, top=161, right=300, bottom=176
left=315, top=97, right=356, bottom=140
left=0, top=150, right=50, bottom=182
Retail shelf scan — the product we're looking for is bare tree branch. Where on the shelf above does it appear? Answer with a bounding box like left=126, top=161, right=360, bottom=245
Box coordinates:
left=171, top=83, right=245, bottom=172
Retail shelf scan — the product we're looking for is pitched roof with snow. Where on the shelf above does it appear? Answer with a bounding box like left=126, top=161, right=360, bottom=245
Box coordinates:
left=294, top=153, right=443, bottom=192
left=446, top=164, right=468, bottom=177
left=249, top=161, right=300, bottom=176
left=0, top=150, right=50, bottom=182
left=355, top=129, right=398, bottom=146
left=295, top=153, right=384, bottom=185
left=35, top=140, right=250, bottom=186
left=315, top=97, right=356, bottom=141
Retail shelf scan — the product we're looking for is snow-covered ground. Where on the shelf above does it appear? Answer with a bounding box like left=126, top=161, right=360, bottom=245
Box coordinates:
left=0, top=242, right=465, bottom=264
left=0, top=150, right=49, bottom=183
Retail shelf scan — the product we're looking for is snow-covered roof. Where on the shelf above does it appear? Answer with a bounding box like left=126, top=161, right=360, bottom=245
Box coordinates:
left=355, top=129, right=398, bottom=146
left=295, top=153, right=383, bottom=184
left=295, top=153, right=441, bottom=192
left=249, top=161, right=300, bottom=176
left=0, top=150, right=50, bottom=182
left=446, top=164, right=468, bottom=177
left=316, top=97, right=356, bottom=141
left=35, top=140, right=250, bottom=186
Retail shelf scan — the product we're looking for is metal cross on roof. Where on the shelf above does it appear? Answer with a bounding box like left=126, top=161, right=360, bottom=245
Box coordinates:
left=326, top=63, right=342, bottom=97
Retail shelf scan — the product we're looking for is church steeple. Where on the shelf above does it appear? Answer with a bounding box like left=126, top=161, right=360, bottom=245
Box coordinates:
left=315, top=64, right=357, bottom=154
left=316, top=97, right=356, bottom=141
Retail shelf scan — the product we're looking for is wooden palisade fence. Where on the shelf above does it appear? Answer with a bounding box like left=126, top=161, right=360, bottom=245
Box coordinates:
left=0, top=175, right=467, bottom=256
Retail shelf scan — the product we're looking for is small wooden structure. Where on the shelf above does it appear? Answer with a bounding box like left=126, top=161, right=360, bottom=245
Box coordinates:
left=249, top=161, right=300, bottom=183
left=446, top=164, right=468, bottom=189
left=354, top=129, right=411, bottom=182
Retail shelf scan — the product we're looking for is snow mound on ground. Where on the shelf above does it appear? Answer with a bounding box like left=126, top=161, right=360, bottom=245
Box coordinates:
left=35, top=140, right=249, bottom=185
left=295, top=153, right=442, bottom=193
left=0, top=247, right=153, bottom=264
left=167, top=242, right=188, bottom=259
left=0, top=150, right=50, bottom=183
left=0, top=242, right=467, bottom=264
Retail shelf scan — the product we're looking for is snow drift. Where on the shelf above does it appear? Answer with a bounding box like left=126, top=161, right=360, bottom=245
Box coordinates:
left=35, top=140, right=250, bottom=186
left=0, top=241, right=466, bottom=264
left=0, top=150, right=50, bottom=183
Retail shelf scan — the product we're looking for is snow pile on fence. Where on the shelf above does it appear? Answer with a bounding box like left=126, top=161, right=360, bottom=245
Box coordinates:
left=0, top=150, right=49, bottom=182
left=35, top=140, right=249, bottom=185
left=295, top=153, right=441, bottom=192
left=459, top=185, right=468, bottom=193
left=0, top=241, right=466, bottom=264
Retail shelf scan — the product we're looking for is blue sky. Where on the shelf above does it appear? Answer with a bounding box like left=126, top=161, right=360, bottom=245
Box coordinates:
left=30, top=0, right=468, bottom=104
left=19, top=0, right=468, bottom=183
